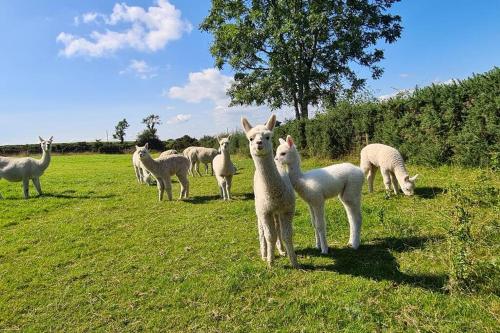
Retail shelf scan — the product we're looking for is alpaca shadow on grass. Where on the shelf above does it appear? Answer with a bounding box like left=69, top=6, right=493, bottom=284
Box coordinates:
left=186, top=192, right=254, bottom=204
left=297, top=236, right=447, bottom=292
left=41, top=191, right=117, bottom=199
left=414, top=186, right=445, bottom=199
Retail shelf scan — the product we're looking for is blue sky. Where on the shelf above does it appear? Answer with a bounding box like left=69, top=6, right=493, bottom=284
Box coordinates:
left=0, top=0, right=498, bottom=145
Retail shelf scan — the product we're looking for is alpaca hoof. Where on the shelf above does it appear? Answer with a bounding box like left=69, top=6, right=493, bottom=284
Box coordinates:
left=347, top=242, right=359, bottom=250
left=278, top=250, right=286, bottom=257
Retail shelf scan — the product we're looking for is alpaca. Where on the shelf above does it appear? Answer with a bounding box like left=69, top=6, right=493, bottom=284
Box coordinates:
left=191, top=147, right=219, bottom=177
left=136, top=143, right=190, bottom=201
left=183, top=147, right=196, bottom=176
left=132, top=149, right=156, bottom=185
left=159, top=149, right=178, bottom=158
left=275, top=135, right=364, bottom=252
left=242, top=114, right=299, bottom=268
left=360, top=143, right=419, bottom=196
left=0, top=136, right=53, bottom=199
left=212, top=136, right=236, bottom=200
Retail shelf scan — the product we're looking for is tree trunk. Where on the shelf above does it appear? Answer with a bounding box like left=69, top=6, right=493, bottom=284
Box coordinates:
left=299, top=100, right=309, bottom=119
left=293, top=95, right=301, bottom=119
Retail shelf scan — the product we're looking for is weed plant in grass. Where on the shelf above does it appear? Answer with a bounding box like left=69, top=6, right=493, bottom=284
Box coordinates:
left=0, top=154, right=498, bottom=332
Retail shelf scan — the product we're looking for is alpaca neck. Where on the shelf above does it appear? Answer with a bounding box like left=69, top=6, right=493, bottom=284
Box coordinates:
left=140, top=154, right=159, bottom=175
left=253, top=153, right=283, bottom=188
left=36, top=150, right=51, bottom=171
left=285, top=156, right=304, bottom=190
left=221, top=149, right=231, bottom=165
left=394, top=165, right=409, bottom=184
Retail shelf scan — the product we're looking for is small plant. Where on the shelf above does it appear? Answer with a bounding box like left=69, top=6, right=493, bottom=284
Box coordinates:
left=447, top=184, right=475, bottom=294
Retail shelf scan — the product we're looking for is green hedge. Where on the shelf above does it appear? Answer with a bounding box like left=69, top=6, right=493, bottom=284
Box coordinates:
left=274, top=67, right=499, bottom=167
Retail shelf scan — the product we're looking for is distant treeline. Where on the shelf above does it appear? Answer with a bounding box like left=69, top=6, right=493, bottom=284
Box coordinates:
left=2, top=67, right=498, bottom=168
left=274, top=67, right=499, bottom=168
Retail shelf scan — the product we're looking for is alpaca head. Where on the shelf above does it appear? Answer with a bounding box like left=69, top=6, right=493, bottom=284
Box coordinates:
left=217, top=135, right=231, bottom=153
left=135, top=143, right=151, bottom=160
left=241, top=114, right=276, bottom=157
left=401, top=174, right=419, bottom=196
left=275, top=135, right=300, bottom=166
left=39, top=136, right=53, bottom=152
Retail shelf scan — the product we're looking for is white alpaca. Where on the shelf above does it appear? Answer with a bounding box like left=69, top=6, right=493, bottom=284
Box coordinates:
left=0, top=136, right=53, bottom=199
left=136, top=143, right=190, bottom=201
left=190, top=147, right=219, bottom=177
left=183, top=147, right=196, bottom=176
left=159, top=149, right=178, bottom=158
left=132, top=149, right=156, bottom=185
left=360, top=143, right=419, bottom=196
left=212, top=136, right=236, bottom=200
left=242, top=115, right=299, bottom=268
left=276, top=135, right=364, bottom=253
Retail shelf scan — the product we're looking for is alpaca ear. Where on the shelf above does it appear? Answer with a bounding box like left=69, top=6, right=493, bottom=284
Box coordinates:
left=227, top=134, right=231, bottom=140
left=241, top=117, right=253, bottom=133
left=49, top=136, right=53, bottom=142
left=286, top=135, right=294, bottom=147
left=278, top=138, right=286, bottom=145
left=265, top=114, right=276, bottom=131
left=39, top=136, right=44, bottom=142
left=216, top=135, right=221, bottom=143
left=135, top=145, right=139, bottom=149
left=409, top=174, right=420, bottom=182
left=144, top=143, right=149, bottom=150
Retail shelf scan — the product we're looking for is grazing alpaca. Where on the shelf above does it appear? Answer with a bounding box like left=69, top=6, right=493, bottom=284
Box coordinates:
left=0, top=136, right=53, bottom=199
left=360, top=143, right=419, bottom=196
left=183, top=147, right=195, bottom=176
left=159, top=149, right=178, bottom=158
left=275, top=135, right=364, bottom=252
left=136, top=143, right=190, bottom=201
left=212, top=136, right=236, bottom=200
left=242, top=115, right=299, bottom=268
left=190, top=147, right=219, bottom=177
left=132, top=149, right=156, bottom=185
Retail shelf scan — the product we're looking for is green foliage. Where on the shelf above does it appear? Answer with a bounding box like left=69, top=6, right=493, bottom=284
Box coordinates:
left=112, top=118, right=129, bottom=144
left=275, top=67, right=500, bottom=166
left=136, top=129, right=165, bottom=151
left=167, top=135, right=200, bottom=151
left=446, top=173, right=499, bottom=295
left=201, top=0, right=402, bottom=119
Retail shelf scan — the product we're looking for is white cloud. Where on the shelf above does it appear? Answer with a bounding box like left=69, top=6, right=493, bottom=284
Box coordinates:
left=120, top=59, right=157, bottom=79
left=58, top=0, right=192, bottom=57
left=378, top=88, right=414, bottom=101
left=166, top=113, right=192, bottom=124
left=399, top=73, right=410, bottom=78
left=167, top=68, right=233, bottom=108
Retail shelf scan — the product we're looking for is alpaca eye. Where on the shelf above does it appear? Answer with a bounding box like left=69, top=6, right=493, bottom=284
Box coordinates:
left=265, top=136, right=270, bottom=140
left=249, top=137, right=254, bottom=141
left=280, top=152, right=286, bottom=156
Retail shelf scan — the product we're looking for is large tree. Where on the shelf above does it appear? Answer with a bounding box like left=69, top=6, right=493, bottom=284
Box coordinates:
left=112, top=118, right=129, bottom=143
left=142, top=114, right=161, bottom=135
left=201, top=0, right=402, bottom=119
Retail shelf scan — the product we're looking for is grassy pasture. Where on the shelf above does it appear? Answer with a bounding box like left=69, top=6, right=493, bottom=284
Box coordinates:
left=0, top=154, right=498, bottom=332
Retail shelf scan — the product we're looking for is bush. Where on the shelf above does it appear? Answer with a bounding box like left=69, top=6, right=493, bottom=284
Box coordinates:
left=274, top=67, right=499, bottom=167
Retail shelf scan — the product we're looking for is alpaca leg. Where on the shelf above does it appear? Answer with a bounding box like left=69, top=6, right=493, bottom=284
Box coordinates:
left=225, top=175, right=233, bottom=200
left=279, top=212, right=299, bottom=268
left=32, top=178, right=42, bottom=196
left=307, top=204, right=321, bottom=250
left=381, top=169, right=392, bottom=193
left=164, top=176, right=173, bottom=201
left=390, top=172, right=399, bottom=195
left=262, top=213, right=277, bottom=266
left=177, top=173, right=189, bottom=199
left=367, top=165, right=376, bottom=193
left=340, top=194, right=362, bottom=249
left=134, top=167, right=142, bottom=183
left=205, top=163, right=209, bottom=175
left=257, top=217, right=267, bottom=260
left=157, top=178, right=165, bottom=201
left=211, top=163, right=214, bottom=176
left=22, top=178, right=29, bottom=199
left=274, top=214, right=286, bottom=256
left=195, top=161, right=202, bottom=177
left=312, top=202, right=328, bottom=254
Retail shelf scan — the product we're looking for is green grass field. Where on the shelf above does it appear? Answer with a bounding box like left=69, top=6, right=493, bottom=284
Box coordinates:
left=0, top=154, right=498, bottom=332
